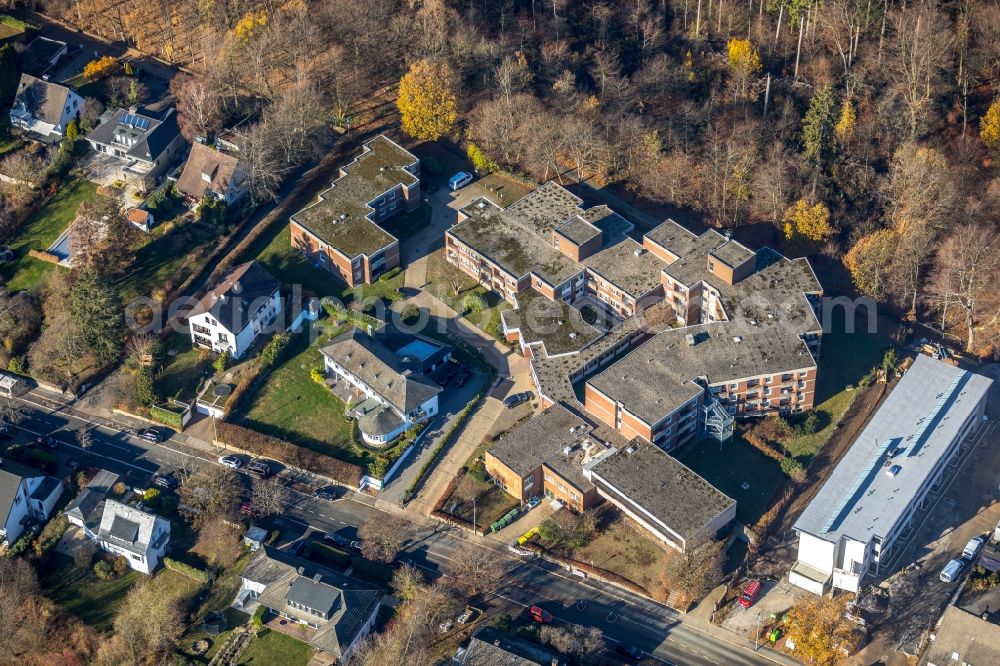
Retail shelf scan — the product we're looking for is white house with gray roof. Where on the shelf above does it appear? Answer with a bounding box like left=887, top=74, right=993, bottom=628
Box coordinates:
left=86, top=105, right=185, bottom=190
left=92, top=499, right=171, bottom=574
left=187, top=261, right=281, bottom=359
left=9, top=74, right=83, bottom=140
left=320, top=329, right=442, bottom=445
left=790, top=354, right=992, bottom=595
left=0, top=462, right=63, bottom=547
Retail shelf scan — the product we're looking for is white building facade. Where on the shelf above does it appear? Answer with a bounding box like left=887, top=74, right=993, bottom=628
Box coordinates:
left=790, top=355, right=992, bottom=595
left=0, top=470, right=63, bottom=546
left=188, top=261, right=281, bottom=359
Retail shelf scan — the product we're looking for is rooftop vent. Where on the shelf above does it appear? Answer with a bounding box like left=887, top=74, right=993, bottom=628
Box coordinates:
left=733, top=336, right=742, bottom=343
left=339, top=213, right=348, bottom=221
left=313, top=573, right=322, bottom=583
left=297, top=566, right=305, bottom=575
left=379, top=166, right=385, bottom=172
left=625, top=446, right=636, bottom=455
left=569, top=332, right=578, bottom=339
left=557, top=320, right=564, bottom=325
left=477, top=201, right=486, bottom=209
left=685, top=333, right=696, bottom=346
left=750, top=320, right=758, bottom=326
left=633, top=247, right=646, bottom=257
left=563, top=446, right=573, bottom=456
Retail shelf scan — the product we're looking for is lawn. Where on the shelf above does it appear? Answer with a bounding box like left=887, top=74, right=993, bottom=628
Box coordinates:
left=677, top=437, right=786, bottom=526
left=0, top=177, right=98, bottom=292
left=441, top=472, right=519, bottom=527
left=238, top=628, right=314, bottom=666
left=424, top=248, right=509, bottom=338
left=240, top=325, right=369, bottom=465
left=248, top=223, right=404, bottom=304
left=814, top=307, right=897, bottom=403
left=39, top=553, right=140, bottom=631
left=0, top=22, right=22, bottom=39
left=115, top=218, right=219, bottom=303
left=156, top=332, right=214, bottom=401
left=571, top=510, right=670, bottom=598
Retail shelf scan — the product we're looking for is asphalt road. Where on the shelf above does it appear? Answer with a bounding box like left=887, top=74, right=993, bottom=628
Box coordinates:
left=2, top=391, right=789, bottom=666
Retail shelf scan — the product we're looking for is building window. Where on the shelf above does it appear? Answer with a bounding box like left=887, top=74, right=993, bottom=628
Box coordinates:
left=524, top=474, right=535, bottom=489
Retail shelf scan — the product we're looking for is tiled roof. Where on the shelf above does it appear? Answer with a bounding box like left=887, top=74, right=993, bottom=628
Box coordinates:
left=176, top=142, right=241, bottom=200
left=187, top=261, right=280, bottom=334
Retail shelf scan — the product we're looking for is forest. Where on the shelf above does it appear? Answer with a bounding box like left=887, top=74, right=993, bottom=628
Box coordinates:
left=10, top=0, right=1000, bottom=356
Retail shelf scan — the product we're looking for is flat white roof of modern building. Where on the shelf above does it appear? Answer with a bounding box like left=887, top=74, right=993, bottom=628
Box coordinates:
left=794, top=354, right=992, bottom=544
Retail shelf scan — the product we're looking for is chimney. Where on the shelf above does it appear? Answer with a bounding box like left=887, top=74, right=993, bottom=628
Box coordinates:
left=128, top=105, right=138, bottom=114
left=297, top=566, right=305, bottom=575
left=313, top=573, right=322, bottom=583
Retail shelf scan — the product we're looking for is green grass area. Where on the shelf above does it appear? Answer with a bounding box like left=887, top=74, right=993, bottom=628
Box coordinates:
left=39, top=553, right=140, bottom=631
left=442, top=472, right=519, bottom=527
left=115, top=220, right=219, bottom=302
left=424, top=248, right=509, bottom=338
left=784, top=389, right=857, bottom=462
left=237, top=628, right=314, bottom=666
left=380, top=203, right=431, bottom=240
left=815, top=307, right=897, bottom=403
left=241, top=326, right=372, bottom=465
left=0, top=177, right=98, bottom=292
left=677, top=437, right=786, bottom=525
left=0, top=22, right=22, bottom=39
left=156, top=332, right=214, bottom=401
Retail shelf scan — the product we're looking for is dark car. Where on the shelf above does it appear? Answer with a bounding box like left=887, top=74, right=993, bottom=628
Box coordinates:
left=137, top=428, right=164, bottom=443
left=503, top=392, right=533, bottom=409
left=614, top=643, right=644, bottom=661
left=314, top=487, right=341, bottom=501
left=436, top=367, right=457, bottom=387
left=324, top=533, right=349, bottom=547
left=34, top=435, right=58, bottom=450
left=240, top=502, right=261, bottom=519
left=454, top=367, right=472, bottom=387
left=287, top=539, right=307, bottom=556
left=246, top=460, right=272, bottom=478
left=152, top=474, right=179, bottom=490
left=347, top=540, right=363, bottom=553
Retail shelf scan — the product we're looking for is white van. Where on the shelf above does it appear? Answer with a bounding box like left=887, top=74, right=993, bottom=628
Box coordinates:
left=963, top=536, right=985, bottom=560
left=940, top=558, right=965, bottom=583
left=0, top=373, right=25, bottom=398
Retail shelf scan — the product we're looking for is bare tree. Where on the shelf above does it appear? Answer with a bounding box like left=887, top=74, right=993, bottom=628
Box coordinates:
left=665, top=540, right=725, bottom=605
left=125, top=333, right=157, bottom=368
left=450, top=546, right=505, bottom=595
left=250, top=475, right=288, bottom=517
left=540, top=623, right=606, bottom=660
left=0, top=556, right=40, bottom=659
left=928, top=223, right=1000, bottom=354
left=887, top=7, right=954, bottom=139
left=358, top=515, right=407, bottom=564
left=0, top=397, right=24, bottom=428
left=0, top=151, right=43, bottom=208
left=192, top=515, right=243, bottom=568
left=110, top=580, right=183, bottom=666
left=75, top=425, right=94, bottom=449
left=178, top=464, right=241, bottom=526
left=169, top=74, right=223, bottom=142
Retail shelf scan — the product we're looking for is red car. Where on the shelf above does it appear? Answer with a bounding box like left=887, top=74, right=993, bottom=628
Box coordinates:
left=739, top=579, right=762, bottom=608
left=529, top=606, right=552, bottom=623
left=239, top=502, right=261, bottom=519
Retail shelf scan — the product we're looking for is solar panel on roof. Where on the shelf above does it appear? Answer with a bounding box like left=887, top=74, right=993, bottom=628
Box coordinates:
left=121, top=113, right=150, bottom=130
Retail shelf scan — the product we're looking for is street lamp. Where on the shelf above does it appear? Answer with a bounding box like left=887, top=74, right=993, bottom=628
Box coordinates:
left=472, top=497, right=477, bottom=535
left=755, top=611, right=763, bottom=651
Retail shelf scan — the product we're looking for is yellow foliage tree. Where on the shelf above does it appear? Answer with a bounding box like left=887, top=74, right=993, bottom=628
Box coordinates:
left=233, top=10, right=268, bottom=44
left=397, top=60, right=458, bottom=141
left=83, top=56, right=118, bottom=80
left=834, top=99, right=856, bottom=142
left=727, top=38, right=762, bottom=77
left=785, top=595, right=862, bottom=665
left=844, top=228, right=898, bottom=301
left=783, top=199, right=832, bottom=242
left=980, top=99, right=1000, bottom=149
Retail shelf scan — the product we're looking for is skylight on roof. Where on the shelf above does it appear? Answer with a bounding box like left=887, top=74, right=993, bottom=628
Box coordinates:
left=121, top=113, right=150, bottom=131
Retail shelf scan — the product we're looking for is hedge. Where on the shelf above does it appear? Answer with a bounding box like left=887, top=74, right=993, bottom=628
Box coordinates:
left=321, top=299, right=382, bottom=331
left=404, top=389, right=485, bottom=498
left=0, top=14, right=37, bottom=31
left=308, top=542, right=351, bottom=568
left=350, top=556, right=394, bottom=582
left=216, top=421, right=363, bottom=487
left=150, top=404, right=184, bottom=429
left=163, top=557, right=210, bottom=584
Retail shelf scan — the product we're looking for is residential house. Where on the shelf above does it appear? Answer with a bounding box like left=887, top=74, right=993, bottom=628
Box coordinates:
left=790, top=355, right=992, bottom=595
left=9, top=73, right=83, bottom=140
left=86, top=105, right=185, bottom=190
left=290, top=134, right=419, bottom=287
left=127, top=208, right=154, bottom=232
left=91, top=499, right=171, bottom=574
left=921, top=605, right=1000, bottom=666
left=234, top=546, right=383, bottom=662
left=0, top=462, right=63, bottom=546
left=484, top=402, right=735, bottom=552
left=21, top=37, right=68, bottom=78
left=320, top=329, right=443, bottom=445
left=65, top=469, right=119, bottom=531
left=175, top=142, right=248, bottom=206
left=187, top=261, right=281, bottom=359
left=454, top=626, right=564, bottom=665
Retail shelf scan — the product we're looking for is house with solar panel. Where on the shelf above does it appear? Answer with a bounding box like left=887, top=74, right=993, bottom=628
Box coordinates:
left=90, top=498, right=171, bottom=574
left=86, top=105, right=185, bottom=191
left=789, top=354, right=992, bottom=595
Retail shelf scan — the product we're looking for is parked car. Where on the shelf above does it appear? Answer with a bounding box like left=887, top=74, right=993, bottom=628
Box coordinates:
left=0, top=245, right=13, bottom=264
left=449, top=172, right=473, bottom=190
left=34, top=435, right=58, bottom=450
left=137, top=427, right=164, bottom=443
left=324, top=533, right=349, bottom=547
left=454, top=367, right=472, bottom=387
left=287, top=539, right=307, bottom=556
left=738, top=579, right=762, bottom=608
left=529, top=606, right=552, bottom=623
left=503, top=392, right=533, bottom=409
left=963, top=536, right=985, bottom=560
left=457, top=608, right=474, bottom=624
left=246, top=460, right=272, bottom=478
left=347, top=540, right=363, bottom=553
left=436, top=366, right=457, bottom=387
left=940, top=559, right=965, bottom=583
left=219, top=455, right=242, bottom=469
left=152, top=475, right=179, bottom=490
left=614, top=643, right=644, bottom=661
left=885, top=464, right=901, bottom=477
left=239, top=502, right=261, bottom=519
left=314, top=487, right=341, bottom=501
